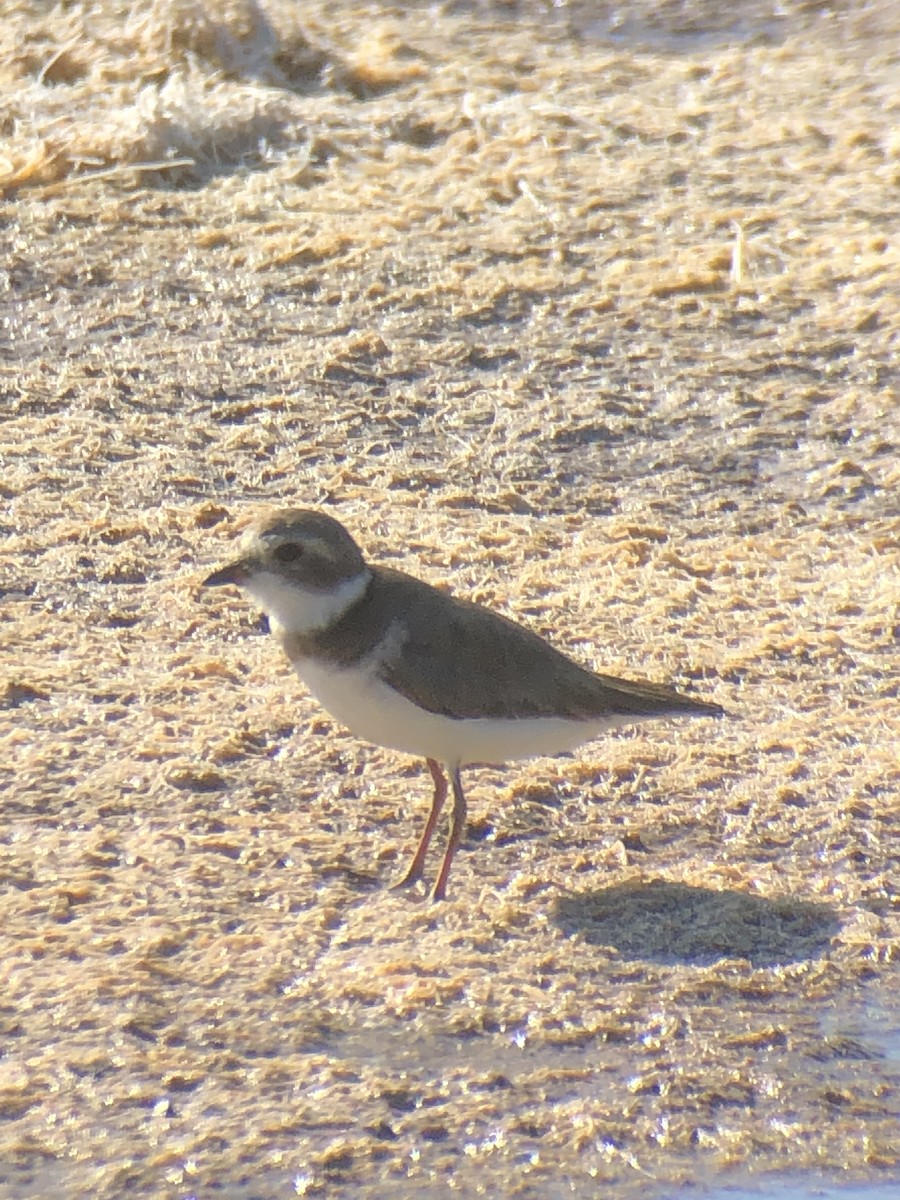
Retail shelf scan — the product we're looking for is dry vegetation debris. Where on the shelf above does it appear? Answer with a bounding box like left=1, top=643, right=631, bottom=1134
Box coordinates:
left=1, top=1, right=899, bottom=1197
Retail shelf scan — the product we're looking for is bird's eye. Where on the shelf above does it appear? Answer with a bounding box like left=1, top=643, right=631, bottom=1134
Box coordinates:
left=272, top=542, right=303, bottom=565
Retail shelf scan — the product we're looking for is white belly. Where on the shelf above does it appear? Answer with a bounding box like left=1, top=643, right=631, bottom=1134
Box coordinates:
left=293, top=658, right=635, bottom=768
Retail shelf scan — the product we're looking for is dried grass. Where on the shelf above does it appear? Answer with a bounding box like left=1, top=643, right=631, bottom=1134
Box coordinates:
left=1, top=0, right=899, bottom=1197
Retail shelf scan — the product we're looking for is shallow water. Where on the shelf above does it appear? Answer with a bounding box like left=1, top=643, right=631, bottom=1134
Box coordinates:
left=675, top=1182, right=900, bottom=1200
left=819, top=988, right=900, bottom=1064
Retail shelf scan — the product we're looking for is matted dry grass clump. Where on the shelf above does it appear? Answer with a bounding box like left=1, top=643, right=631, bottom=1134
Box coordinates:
left=1, top=0, right=898, bottom=1197
left=0, top=0, right=424, bottom=189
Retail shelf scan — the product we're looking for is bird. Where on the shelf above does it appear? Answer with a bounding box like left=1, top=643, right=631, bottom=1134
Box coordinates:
left=202, top=509, right=724, bottom=901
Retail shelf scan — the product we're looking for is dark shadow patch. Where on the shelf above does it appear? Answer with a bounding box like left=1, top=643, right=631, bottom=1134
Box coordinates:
left=464, top=346, right=520, bottom=370
left=554, top=880, right=840, bottom=967
left=551, top=421, right=623, bottom=450
left=388, top=118, right=450, bottom=150
left=0, top=681, right=50, bottom=709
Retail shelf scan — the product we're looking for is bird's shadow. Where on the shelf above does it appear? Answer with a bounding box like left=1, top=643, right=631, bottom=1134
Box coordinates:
left=554, top=880, right=841, bottom=968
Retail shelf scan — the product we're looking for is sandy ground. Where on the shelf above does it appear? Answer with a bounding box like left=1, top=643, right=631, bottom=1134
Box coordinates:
left=1, top=1, right=899, bottom=1197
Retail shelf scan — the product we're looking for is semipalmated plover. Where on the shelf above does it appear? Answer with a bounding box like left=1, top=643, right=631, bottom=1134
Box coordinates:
left=203, top=509, right=724, bottom=900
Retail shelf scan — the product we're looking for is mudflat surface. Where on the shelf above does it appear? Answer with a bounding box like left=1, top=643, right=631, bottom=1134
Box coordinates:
left=1, top=1, right=899, bottom=1197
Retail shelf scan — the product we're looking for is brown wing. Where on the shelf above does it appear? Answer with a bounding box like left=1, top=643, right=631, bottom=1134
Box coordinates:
left=373, top=568, right=723, bottom=722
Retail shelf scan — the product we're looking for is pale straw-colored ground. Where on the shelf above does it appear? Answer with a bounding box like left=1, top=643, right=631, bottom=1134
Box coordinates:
left=1, top=1, right=898, bottom=1197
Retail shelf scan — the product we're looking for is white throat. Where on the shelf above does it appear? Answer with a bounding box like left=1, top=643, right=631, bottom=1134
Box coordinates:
left=243, top=569, right=370, bottom=636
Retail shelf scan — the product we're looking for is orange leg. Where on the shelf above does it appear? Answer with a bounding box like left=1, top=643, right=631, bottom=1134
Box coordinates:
left=431, top=767, right=467, bottom=903
left=391, top=758, right=448, bottom=889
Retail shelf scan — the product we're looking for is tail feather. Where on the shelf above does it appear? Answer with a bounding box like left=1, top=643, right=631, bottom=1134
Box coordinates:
left=592, top=672, right=726, bottom=720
